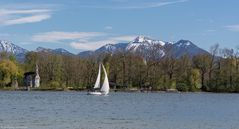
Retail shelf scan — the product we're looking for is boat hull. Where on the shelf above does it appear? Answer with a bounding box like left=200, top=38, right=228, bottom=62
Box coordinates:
left=87, top=91, right=109, bottom=96
left=87, top=92, right=102, bottom=95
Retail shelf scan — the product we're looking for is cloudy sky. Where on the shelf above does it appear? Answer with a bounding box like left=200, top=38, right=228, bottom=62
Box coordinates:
left=0, top=0, right=238, bottom=53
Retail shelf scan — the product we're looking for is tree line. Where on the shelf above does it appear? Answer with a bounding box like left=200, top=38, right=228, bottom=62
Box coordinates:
left=1, top=44, right=239, bottom=92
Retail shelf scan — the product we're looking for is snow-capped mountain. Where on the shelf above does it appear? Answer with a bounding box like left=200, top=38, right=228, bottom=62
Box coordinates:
left=36, top=47, right=74, bottom=56
left=125, top=36, right=170, bottom=59
left=128, top=36, right=167, bottom=50
left=0, top=40, right=28, bottom=54
left=0, top=40, right=28, bottom=61
left=78, top=36, right=209, bottom=58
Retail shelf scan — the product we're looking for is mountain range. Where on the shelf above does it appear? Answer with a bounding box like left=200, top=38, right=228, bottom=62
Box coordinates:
left=0, top=36, right=209, bottom=62
left=78, top=36, right=209, bottom=58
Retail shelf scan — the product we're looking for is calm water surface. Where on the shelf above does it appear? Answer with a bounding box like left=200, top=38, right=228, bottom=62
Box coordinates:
left=0, top=91, right=239, bottom=129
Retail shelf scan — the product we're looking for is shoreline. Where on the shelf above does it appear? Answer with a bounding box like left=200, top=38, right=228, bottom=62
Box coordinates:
left=0, top=87, right=238, bottom=93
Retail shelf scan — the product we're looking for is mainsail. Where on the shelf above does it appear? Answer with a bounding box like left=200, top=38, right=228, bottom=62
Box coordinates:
left=100, top=64, right=110, bottom=95
left=93, top=64, right=101, bottom=89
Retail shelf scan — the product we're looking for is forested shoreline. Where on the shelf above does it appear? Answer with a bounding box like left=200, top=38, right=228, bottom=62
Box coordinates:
left=1, top=44, right=239, bottom=93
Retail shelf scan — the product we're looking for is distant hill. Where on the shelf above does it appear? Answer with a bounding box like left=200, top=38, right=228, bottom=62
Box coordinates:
left=170, top=39, right=209, bottom=58
left=0, top=40, right=74, bottom=62
left=36, top=47, right=74, bottom=56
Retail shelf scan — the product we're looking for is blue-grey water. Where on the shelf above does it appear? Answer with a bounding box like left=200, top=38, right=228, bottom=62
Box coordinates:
left=0, top=91, right=239, bottom=129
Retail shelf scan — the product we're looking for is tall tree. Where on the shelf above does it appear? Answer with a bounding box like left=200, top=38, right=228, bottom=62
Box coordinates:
left=208, top=44, right=219, bottom=86
left=193, top=54, right=210, bottom=90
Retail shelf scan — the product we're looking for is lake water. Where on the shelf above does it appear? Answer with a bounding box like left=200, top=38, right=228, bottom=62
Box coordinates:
left=0, top=91, right=239, bottom=129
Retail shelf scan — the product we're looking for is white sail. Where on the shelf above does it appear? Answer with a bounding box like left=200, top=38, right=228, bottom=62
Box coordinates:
left=100, top=64, right=110, bottom=95
left=93, top=64, right=101, bottom=89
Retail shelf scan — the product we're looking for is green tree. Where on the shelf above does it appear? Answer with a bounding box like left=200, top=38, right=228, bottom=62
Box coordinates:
left=189, top=69, right=201, bottom=91
left=193, top=54, right=210, bottom=90
left=0, top=60, right=18, bottom=87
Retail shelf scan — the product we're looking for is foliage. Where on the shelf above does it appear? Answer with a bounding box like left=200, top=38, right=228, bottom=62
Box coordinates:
left=189, top=69, right=201, bottom=91
left=176, top=83, right=189, bottom=92
left=0, top=60, right=18, bottom=86
left=48, top=81, right=61, bottom=89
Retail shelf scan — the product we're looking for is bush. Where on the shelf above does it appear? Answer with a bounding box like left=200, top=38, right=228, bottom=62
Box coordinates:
left=48, top=81, right=60, bottom=89
left=166, top=80, right=176, bottom=89
left=176, top=83, right=189, bottom=92
left=234, top=85, right=239, bottom=92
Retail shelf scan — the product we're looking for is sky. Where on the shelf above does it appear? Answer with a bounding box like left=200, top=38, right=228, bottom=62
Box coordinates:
left=0, top=0, right=238, bottom=54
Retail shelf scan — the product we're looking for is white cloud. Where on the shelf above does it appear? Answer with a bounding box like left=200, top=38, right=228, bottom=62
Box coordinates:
left=70, top=40, right=113, bottom=50
left=31, top=31, right=106, bottom=42
left=206, top=29, right=216, bottom=32
left=125, top=0, right=189, bottom=9
left=4, top=14, right=51, bottom=25
left=225, top=25, right=239, bottom=32
left=0, top=6, right=53, bottom=26
left=31, top=31, right=136, bottom=50
left=80, top=0, right=188, bottom=9
left=110, top=35, right=136, bottom=41
left=70, top=35, right=136, bottom=50
left=104, top=26, right=113, bottom=30
left=0, top=9, right=50, bottom=15
left=0, top=33, right=10, bottom=37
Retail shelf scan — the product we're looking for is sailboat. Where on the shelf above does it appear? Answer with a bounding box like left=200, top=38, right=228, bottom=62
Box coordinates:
left=88, top=63, right=110, bottom=95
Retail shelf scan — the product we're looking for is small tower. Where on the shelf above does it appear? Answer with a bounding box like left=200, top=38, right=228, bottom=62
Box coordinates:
left=35, top=64, right=40, bottom=87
